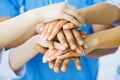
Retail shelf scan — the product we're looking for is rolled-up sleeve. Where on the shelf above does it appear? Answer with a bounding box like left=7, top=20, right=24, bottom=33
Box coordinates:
left=0, top=48, right=26, bottom=80
left=0, top=0, right=19, bottom=17
left=105, top=0, right=120, bottom=9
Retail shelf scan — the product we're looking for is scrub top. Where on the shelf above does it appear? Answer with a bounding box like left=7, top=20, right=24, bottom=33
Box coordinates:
left=0, top=0, right=105, bottom=80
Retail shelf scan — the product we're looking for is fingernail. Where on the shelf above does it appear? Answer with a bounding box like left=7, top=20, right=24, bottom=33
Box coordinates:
left=43, top=35, right=48, bottom=40
left=57, top=56, right=62, bottom=59
left=50, top=64, right=54, bottom=69
left=63, top=24, right=69, bottom=29
left=42, top=59, right=47, bottom=63
left=47, top=57, right=53, bottom=61
left=50, top=46, right=54, bottom=49
left=76, top=48, right=82, bottom=55
left=54, top=67, right=59, bottom=73
left=48, top=36, right=52, bottom=40
left=84, top=44, right=88, bottom=48
left=79, top=40, right=84, bottom=45
left=36, top=24, right=43, bottom=31
left=59, top=46, right=66, bottom=50
left=42, top=55, right=46, bottom=60
left=61, top=66, right=66, bottom=72
left=40, top=24, right=43, bottom=31
left=63, top=43, right=68, bottom=48
left=82, top=35, right=86, bottom=38
left=41, top=33, right=44, bottom=39
left=77, top=66, right=81, bottom=70
left=71, top=44, right=77, bottom=50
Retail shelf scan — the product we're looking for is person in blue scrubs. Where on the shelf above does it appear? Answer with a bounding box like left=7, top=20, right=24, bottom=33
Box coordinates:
left=0, top=0, right=105, bottom=80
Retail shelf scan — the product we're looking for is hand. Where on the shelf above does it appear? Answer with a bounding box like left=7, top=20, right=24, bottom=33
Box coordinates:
left=43, top=48, right=81, bottom=72
left=33, top=2, right=84, bottom=26
left=37, top=11, right=85, bottom=40
left=49, top=57, right=81, bottom=73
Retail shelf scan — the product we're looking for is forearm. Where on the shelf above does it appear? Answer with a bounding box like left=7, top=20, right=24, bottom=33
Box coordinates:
left=92, top=24, right=113, bottom=32
left=86, top=47, right=118, bottom=58
left=9, top=38, right=39, bottom=71
left=8, top=34, right=49, bottom=71
left=6, top=27, right=37, bottom=49
left=79, top=3, right=120, bottom=24
left=0, top=10, right=42, bottom=48
left=85, top=26, right=120, bottom=49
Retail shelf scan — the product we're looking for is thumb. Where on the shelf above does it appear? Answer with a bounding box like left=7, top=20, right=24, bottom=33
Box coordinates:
left=63, top=23, right=79, bottom=29
left=35, top=43, right=47, bottom=54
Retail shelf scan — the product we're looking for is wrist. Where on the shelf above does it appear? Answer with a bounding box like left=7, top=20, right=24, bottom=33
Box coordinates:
left=79, top=9, right=88, bottom=23
left=84, top=35, right=99, bottom=50
left=30, top=8, right=44, bottom=23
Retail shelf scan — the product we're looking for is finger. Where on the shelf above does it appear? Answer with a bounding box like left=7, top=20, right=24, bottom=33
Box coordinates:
left=57, top=51, right=80, bottom=59
left=64, top=5, right=85, bottom=26
left=63, top=23, right=78, bottom=29
left=40, top=23, right=46, bottom=38
left=57, top=31, right=68, bottom=48
left=35, top=43, right=47, bottom=53
left=43, top=49, right=57, bottom=63
left=47, top=40, right=54, bottom=49
left=54, top=42, right=66, bottom=50
left=60, top=14, right=80, bottom=26
left=76, top=46, right=84, bottom=55
left=47, top=49, right=69, bottom=61
left=80, top=31, right=87, bottom=39
left=73, top=57, right=81, bottom=70
left=36, top=24, right=43, bottom=34
left=49, top=61, right=55, bottom=69
left=72, top=29, right=84, bottom=46
left=63, top=29, right=77, bottom=50
left=44, top=20, right=58, bottom=40
left=54, top=59, right=63, bottom=73
left=48, top=20, right=68, bottom=40
left=42, top=23, right=50, bottom=40
left=61, top=58, right=70, bottom=72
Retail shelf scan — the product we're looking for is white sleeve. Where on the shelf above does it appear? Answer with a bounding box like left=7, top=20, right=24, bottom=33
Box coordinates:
left=105, top=0, right=120, bottom=9
left=0, top=48, right=26, bottom=80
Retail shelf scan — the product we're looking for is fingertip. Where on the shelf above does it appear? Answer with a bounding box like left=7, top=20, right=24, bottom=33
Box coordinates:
left=59, top=46, right=66, bottom=50
left=48, top=36, right=53, bottom=40
left=63, top=43, right=68, bottom=49
left=49, top=63, right=54, bottom=69
left=71, top=44, right=77, bottom=50
left=79, top=40, right=84, bottom=45
left=63, top=24, right=69, bottom=29
left=77, top=66, right=82, bottom=70
left=84, top=44, right=88, bottom=49
left=54, top=67, right=59, bottom=73
left=57, top=56, right=63, bottom=59
left=61, top=66, right=67, bottom=72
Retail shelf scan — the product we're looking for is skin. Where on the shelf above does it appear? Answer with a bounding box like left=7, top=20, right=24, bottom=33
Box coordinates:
left=0, top=2, right=81, bottom=48
left=9, top=34, right=81, bottom=72
left=40, top=3, right=120, bottom=40
left=1, top=2, right=120, bottom=72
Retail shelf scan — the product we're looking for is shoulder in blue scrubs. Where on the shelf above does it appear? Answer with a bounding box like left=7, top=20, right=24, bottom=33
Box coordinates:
left=0, top=0, right=105, bottom=80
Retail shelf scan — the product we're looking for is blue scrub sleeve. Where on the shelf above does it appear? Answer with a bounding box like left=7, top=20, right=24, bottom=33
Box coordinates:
left=78, top=24, right=94, bottom=35
left=93, top=0, right=106, bottom=4
left=0, top=0, right=19, bottom=17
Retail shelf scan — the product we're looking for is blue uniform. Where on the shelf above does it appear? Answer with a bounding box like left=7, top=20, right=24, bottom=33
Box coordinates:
left=0, top=0, right=105, bottom=80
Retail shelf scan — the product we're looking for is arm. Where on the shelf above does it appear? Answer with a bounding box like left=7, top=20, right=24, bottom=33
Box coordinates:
left=0, top=2, right=80, bottom=48
left=9, top=35, right=47, bottom=71
left=86, top=24, right=118, bottom=57
left=79, top=3, right=120, bottom=24
left=84, top=26, right=120, bottom=56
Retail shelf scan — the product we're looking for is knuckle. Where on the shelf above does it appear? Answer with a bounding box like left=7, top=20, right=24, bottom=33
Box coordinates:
left=63, top=62, right=69, bottom=67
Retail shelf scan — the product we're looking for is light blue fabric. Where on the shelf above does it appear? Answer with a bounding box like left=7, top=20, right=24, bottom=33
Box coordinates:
left=0, top=0, right=105, bottom=80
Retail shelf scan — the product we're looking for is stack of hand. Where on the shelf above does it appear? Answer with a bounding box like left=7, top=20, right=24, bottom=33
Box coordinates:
left=35, top=19, right=89, bottom=73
